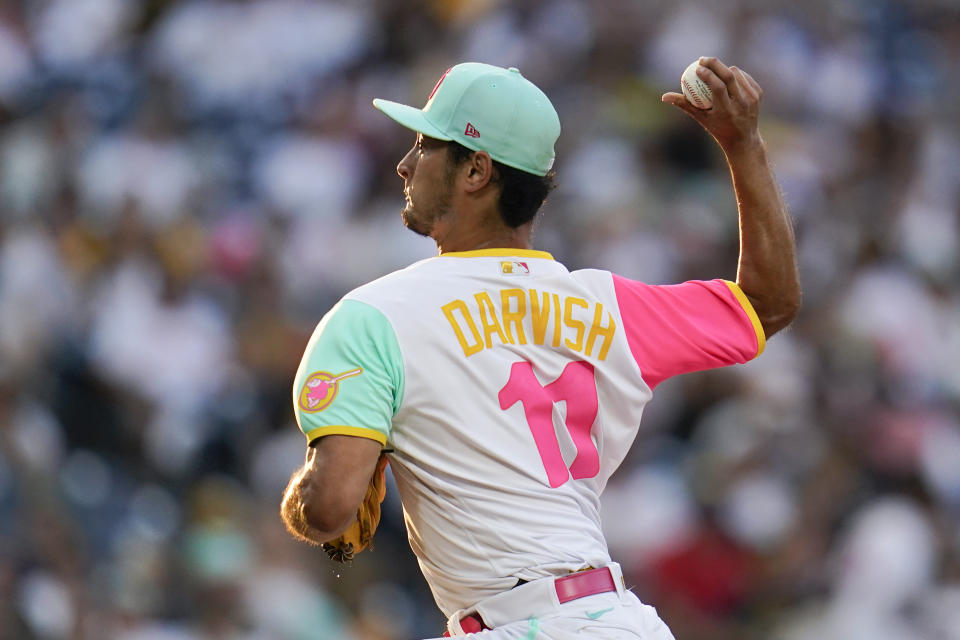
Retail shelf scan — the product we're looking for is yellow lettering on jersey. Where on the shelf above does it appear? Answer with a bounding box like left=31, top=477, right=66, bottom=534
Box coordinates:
left=441, top=299, right=484, bottom=356
left=441, top=289, right=618, bottom=360
left=585, top=303, right=616, bottom=361
left=501, top=288, right=528, bottom=345
left=551, top=293, right=562, bottom=346
left=564, top=297, right=588, bottom=351
left=529, top=289, right=551, bottom=345
left=475, top=292, right=511, bottom=347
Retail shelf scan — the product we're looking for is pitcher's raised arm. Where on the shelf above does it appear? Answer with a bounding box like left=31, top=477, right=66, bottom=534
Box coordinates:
left=662, top=57, right=801, bottom=338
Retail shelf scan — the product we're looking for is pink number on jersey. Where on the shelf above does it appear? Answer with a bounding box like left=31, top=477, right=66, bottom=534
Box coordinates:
left=498, top=360, right=600, bottom=488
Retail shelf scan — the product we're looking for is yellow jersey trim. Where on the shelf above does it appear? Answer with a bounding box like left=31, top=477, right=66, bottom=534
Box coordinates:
left=440, top=248, right=555, bottom=260
left=304, top=425, right=388, bottom=446
left=724, top=281, right=766, bottom=357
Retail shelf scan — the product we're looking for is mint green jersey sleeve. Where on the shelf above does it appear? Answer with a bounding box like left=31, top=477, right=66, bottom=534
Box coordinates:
left=292, top=299, right=404, bottom=445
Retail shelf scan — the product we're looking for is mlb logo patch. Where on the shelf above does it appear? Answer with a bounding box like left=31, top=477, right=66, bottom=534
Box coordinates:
left=500, top=261, right=530, bottom=275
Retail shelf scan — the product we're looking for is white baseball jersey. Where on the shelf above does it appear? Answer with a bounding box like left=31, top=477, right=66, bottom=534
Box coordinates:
left=293, top=249, right=764, bottom=618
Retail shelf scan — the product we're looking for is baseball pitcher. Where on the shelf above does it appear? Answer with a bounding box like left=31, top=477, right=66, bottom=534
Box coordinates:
left=281, top=59, right=799, bottom=638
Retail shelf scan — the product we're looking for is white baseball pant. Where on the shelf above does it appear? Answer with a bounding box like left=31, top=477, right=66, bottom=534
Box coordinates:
left=426, top=563, right=676, bottom=639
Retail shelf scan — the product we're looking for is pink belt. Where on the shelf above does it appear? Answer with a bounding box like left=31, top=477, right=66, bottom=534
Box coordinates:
left=443, top=567, right=617, bottom=635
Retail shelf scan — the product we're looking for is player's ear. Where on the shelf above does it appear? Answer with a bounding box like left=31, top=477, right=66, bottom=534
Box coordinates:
left=462, top=150, right=494, bottom=193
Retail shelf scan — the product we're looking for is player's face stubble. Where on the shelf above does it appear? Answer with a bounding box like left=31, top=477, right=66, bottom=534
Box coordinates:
left=397, top=135, right=456, bottom=238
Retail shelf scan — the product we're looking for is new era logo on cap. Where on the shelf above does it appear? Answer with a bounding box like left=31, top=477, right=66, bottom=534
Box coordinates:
left=464, top=123, right=480, bottom=138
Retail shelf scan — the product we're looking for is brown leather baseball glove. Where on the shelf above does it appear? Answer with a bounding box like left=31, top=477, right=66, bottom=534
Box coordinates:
left=322, top=452, right=389, bottom=562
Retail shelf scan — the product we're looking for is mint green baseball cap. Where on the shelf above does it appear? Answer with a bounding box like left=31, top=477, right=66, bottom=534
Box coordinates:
left=373, top=62, right=561, bottom=176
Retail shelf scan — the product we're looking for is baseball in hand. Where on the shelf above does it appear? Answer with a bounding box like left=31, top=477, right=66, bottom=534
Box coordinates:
left=680, top=60, right=713, bottom=109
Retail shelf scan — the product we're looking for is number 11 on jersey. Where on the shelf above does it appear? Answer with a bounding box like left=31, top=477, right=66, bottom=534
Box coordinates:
left=498, top=360, right=600, bottom=488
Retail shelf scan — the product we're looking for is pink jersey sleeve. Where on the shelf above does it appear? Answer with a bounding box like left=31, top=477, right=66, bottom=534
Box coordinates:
left=612, top=276, right=766, bottom=389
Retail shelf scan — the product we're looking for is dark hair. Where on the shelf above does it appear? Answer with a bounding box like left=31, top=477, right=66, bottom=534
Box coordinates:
left=447, top=141, right=556, bottom=228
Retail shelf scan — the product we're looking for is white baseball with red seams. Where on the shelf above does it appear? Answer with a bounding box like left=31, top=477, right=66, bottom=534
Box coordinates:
left=681, top=60, right=713, bottom=109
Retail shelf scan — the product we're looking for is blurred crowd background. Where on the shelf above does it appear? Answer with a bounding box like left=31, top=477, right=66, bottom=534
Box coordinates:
left=0, top=0, right=959, bottom=638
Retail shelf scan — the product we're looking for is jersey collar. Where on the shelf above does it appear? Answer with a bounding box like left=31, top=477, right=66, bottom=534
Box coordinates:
left=439, top=248, right=554, bottom=260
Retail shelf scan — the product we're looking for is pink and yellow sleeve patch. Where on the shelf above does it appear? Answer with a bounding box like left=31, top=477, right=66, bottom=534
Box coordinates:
left=612, top=276, right=765, bottom=389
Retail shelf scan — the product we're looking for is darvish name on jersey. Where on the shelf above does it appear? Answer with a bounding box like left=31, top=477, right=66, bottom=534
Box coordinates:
left=441, top=287, right=616, bottom=360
